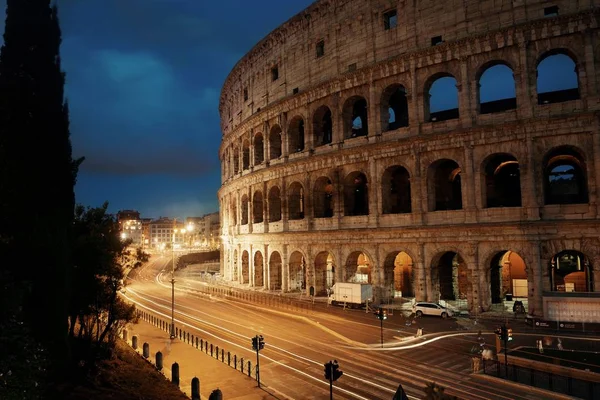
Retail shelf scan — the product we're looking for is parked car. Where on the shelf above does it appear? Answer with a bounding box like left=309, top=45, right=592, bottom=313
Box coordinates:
left=412, top=302, right=453, bottom=318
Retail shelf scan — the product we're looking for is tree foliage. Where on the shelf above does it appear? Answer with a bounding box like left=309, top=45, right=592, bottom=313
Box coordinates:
left=69, top=203, right=137, bottom=361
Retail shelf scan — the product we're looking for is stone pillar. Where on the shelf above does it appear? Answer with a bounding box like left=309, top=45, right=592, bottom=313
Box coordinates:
left=463, top=143, right=477, bottom=223
left=249, top=128, right=255, bottom=169
left=280, top=112, right=289, bottom=159
left=332, top=92, right=343, bottom=145
left=368, top=158, right=379, bottom=227
left=264, top=243, right=269, bottom=290
left=584, top=31, right=597, bottom=98
left=281, top=176, right=288, bottom=230
left=522, top=137, right=540, bottom=220
left=415, top=243, right=427, bottom=301
left=424, top=244, right=436, bottom=303
left=458, top=59, right=472, bottom=128
left=466, top=243, right=481, bottom=314
left=263, top=181, right=268, bottom=232
left=516, top=39, right=534, bottom=119
left=408, top=58, right=420, bottom=132
left=368, top=80, right=381, bottom=136
left=591, top=131, right=600, bottom=217
left=303, top=106, right=312, bottom=152
left=531, top=241, right=544, bottom=317
left=263, top=121, right=270, bottom=163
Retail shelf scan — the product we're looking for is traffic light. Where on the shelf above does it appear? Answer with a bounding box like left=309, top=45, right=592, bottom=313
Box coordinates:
left=375, top=308, right=387, bottom=320
left=507, top=328, right=513, bottom=341
left=252, top=335, right=265, bottom=351
left=331, top=360, right=343, bottom=381
left=324, top=361, right=331, bottom=380
left=495, top=327, right=503, bottom=340
left=258, top=335, right=265, bottom=350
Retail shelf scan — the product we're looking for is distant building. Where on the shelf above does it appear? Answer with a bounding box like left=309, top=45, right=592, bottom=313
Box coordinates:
left=117, top=210, right=142, bottom=246
left=141, top=218, right=153, bottom=248
left=149, top=217, right=186, bottom=249
left=185, top=213, right=220, bottom=249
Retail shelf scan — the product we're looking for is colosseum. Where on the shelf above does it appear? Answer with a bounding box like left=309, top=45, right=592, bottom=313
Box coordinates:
left=218, top=0, right=600, bottom=322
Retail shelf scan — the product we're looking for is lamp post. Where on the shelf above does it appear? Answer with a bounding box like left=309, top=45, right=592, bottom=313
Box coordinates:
left=170, top=223, right=187, bottom=339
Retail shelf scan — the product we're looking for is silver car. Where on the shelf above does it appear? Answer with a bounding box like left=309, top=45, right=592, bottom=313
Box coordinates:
left=412, top=302, right=453, bottom=318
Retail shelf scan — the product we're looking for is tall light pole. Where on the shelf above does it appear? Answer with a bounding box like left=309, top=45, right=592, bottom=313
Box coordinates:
left=170, top=220, right=177, bottom=339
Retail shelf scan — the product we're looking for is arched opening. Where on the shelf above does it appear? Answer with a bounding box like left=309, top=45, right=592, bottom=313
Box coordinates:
left=426, top=74, right=459, bottom=122
left=254, top=251, right=264, bottom=287
left=288, top=182, right=305, bottom=220
left=252, top=190, right=263, bottom=223
left=242, top=139, right=250, bottom=170
left=268, top=186, right=282, bottom=222
left=241, top=250, right=249, bottom=284
left=288, top=251, right=306, bottom=291
left=537, top=51, right=580, bottom=105
left=381, top=165, right=411, bottom=214
left=229, top=201, right=237, bottom=226
left=232, top=249, right=238, bottom=282
left=432, top=251, right=467, bottom=302
left=313, top=176, right=334, bottom=218
left=269, top=251, right=282, bottom=290
left=269, top=125, right=282, bottom=160
left=314, top=251, right=335, bottom=295
left=313, top=105, right=332, bottom=146
left=233, top=148, right=240, bottom=174
left=383, top=251, right=414, bottom=303
left=550, top=250, right=593, bottom=292
left=254, top=133, right=264, bottom=165
left=344, top=251, right=372, bottom=283
left=343, top=171, right=369, bottom=216
left=483, top=154, right=521, bottom=208
left=381, top=84, right=408, bottom=131
left=342, top=96, right=368, bottom=139
left=490, top=251, right=527, bottom=305
left=429, top=159, right=462, bottom=211
left=478, top=63, right=517, bottom=114
left=288, top=116, right=305, bottom=153
left=241, top=195, right=249, bottom=225
left=543, top=146, right=588, bottom=205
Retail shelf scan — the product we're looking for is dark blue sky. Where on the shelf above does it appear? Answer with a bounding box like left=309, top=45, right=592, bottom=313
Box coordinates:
left=0, top=1, right=574, bottom=219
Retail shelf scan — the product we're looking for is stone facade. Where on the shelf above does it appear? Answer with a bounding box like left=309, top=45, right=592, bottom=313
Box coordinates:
left=218, top=0, right=600, bottom=320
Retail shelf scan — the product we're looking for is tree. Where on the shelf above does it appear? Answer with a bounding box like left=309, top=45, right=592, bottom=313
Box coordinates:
left=69, top=203, right=136, bottom=362
left=0, top=0, right=82, bottom=375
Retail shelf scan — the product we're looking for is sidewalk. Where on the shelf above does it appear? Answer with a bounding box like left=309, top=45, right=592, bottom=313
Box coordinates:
left=124, top=319, right=281, bottom=400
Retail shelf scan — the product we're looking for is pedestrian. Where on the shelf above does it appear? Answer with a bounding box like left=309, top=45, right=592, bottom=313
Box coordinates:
left=557, top=338, right=564, bottom=351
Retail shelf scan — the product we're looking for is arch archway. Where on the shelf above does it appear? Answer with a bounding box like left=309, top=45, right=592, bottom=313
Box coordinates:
left=241, top=195, right=249, bottom=225
left=241, top=250, right=249, bottom=284
left=242, top=139, right=250, bottom=170
left=314, top=251, right=335, bottom=295
left=288, top=182, right=305, bottom=220
left=550, top=250, right=593, bottom=292
left=313, top=105, right=332, bottom=146
left=381, top=84, right=408, bottom=131
left=543, top=146, right=588, bottom=205
left=254, top=251, right=264, bottom=287
left=269, top=125, right=282, bottom=159
left=269, top=251, right=282, bottom=290
left=381, top=165, right=411, bottom=214
left=537, top=51, right=580, bottom=104
left=426, top=74, right=459, bottom=122
left=483, top=154, right=521, bottom=208
left=268, top=186, right=282, bottom=222
left=233, top=147, right=240, bottom=174
left=252, top=190, right=264, bottom=223
left=428, top=159, right=462, bottom=211
left=313, top=176, right=334, bottom=218
left=288, top=116, right=305, bottom=153
left=344, top=251, right=372, bottom=283
left=288, top=251, right=306, bottom=291
left=343, top=171, right=369, bottom=216
left=342, top=96, right=368, bottom=138
left=232, top=249, right=238, bottom=282
left=254, top=133, right=264, bottom=164
left=383, top=251, right=414, bottom=301
left=432, top=251, right=467, bottom=302
left=489, top=251, right=527, bottom=304
left=478, top=63, right=516, bottom=114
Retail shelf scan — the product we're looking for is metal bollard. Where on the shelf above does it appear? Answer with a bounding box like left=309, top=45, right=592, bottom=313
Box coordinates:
left=200, top=339, right=204, bottom=350
left=221, top=349, right=224, bottom=362
left=216, top=346, right=219, bottom=358
left=191, top=334, right=194, bottom=346
left=172, top=362, right=180, bottom=387
left=210, top=343, right=213, bottom=356
left=234, top=354, right=237, bottom=369
left=122, top=329, right=128, bottom=342
left=132, top=335, right=138, bottom=350
left=143, top=342, right=150, bottom=358
left=196, top=337, right=199, bottom=348
left=191, top=377, right=200, bottom=400
left=187, top=332, right=190, bottom=344
left=247, top=360, right=251, bottom=376
left=227, top=351, right=231, bottom=366
left=156, top=351, right=163, bottom=370
left=208, top=388, right=222, bottom=400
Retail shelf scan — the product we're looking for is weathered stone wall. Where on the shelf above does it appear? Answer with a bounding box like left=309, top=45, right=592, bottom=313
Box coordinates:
left=218, top=1, right=600, bottom=319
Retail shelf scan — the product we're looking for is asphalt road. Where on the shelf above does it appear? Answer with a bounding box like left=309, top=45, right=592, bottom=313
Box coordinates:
left=124, top=256, right=575, bottom=400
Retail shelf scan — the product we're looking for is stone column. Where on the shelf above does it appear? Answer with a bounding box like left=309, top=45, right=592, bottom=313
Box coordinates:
left=463, top=143, right=477, bottom=223
left=262, top=181, right=268, bottom=232
left=332, top=93, right=343, bottom=145
left=282, top=245, right=289, bottom=292
left=248, top=186, right=253, bottom=233
left=584, top=30, right=597, bottom=98
left=458, top=59, right=472, bottom=128
left=303, top=105, right=312, bottom=152
left=281, top=176, right=289, bottom=231
left=522, top=137, right=540, bottom=220
left=280, top=113, right=289, bottom=160
left=264, top=244, right=269, bottom=290
left=249, top=128, right=255, bottom=169
left=424, top=244, right=435, bottom=302
left=368, top=80, right=381, bottom=137
left=415, top=243, right=427, bottom=301
left=368, top=158, right=379, bottom=227
left=591, top=131, right=600, bottom=217
left=467, top=243, right=481, bottom=314
left=407, top=58, right=420, bottom=132
left=263, top=121, right=270, bottom=163
left=531, top=241, right=544, bottom=317
left=411, top=147, right=424, bottom=225
left=516, top=39, right=534, bottom=119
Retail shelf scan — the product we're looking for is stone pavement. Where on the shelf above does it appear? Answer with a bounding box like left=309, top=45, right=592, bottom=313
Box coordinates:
left=124, top=319, right=282, bottom=400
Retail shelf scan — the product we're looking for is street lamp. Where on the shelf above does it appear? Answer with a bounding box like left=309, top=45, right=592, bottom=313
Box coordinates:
left=170, top=224, right=186, bottom=339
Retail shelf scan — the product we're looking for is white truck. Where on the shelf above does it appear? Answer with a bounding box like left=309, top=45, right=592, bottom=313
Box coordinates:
left=328, top=282, right=373, bottom=308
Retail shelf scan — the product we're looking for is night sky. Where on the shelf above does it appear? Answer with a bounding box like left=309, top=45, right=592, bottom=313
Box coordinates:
left=0, top=1, right=573, bottom=219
